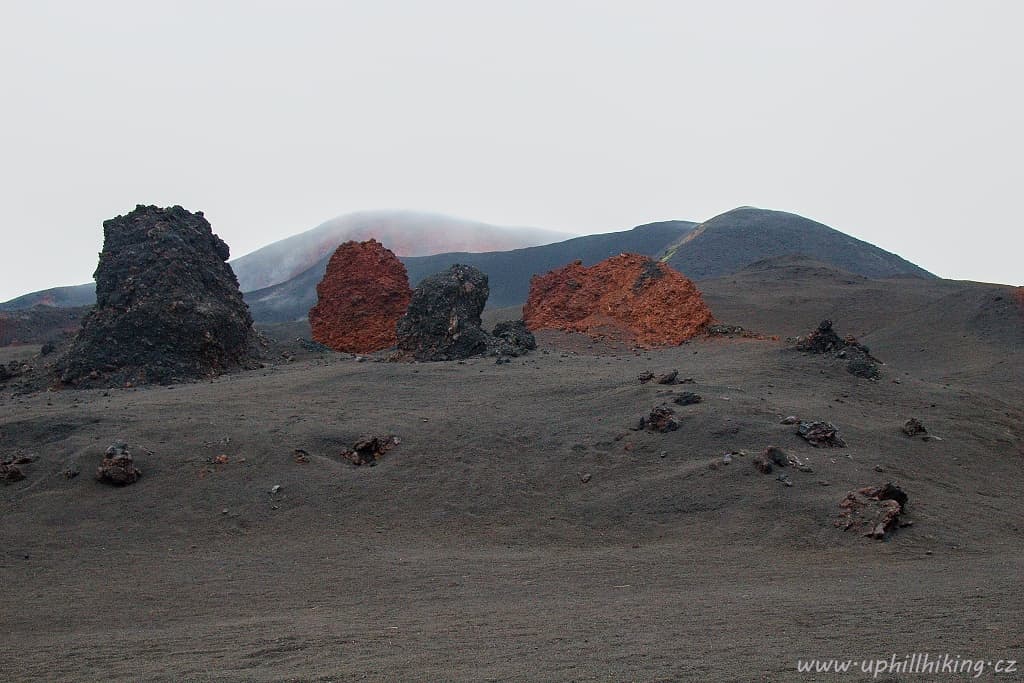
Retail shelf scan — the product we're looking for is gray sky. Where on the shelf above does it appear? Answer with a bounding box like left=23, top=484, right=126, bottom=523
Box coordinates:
left=1, top=0, right=1021, bottom=301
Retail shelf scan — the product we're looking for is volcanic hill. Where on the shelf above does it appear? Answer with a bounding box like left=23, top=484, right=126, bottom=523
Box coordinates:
left=662, top=206, right=935, bottom=280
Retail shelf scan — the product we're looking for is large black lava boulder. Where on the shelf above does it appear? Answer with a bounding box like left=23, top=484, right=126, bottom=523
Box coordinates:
left=57, top=205, right=259, bottom=387
left=396, top=264, right=492, bottom=361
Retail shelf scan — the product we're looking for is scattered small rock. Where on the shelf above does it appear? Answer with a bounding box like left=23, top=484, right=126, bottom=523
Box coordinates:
left=672, top=392, right=703, bottom=406
left=579, top=472, right=592, bottom=483
left=762, top=446, right=791, bottom=467
left=656, top=370, right=679, bottom=385
left=489, top=320, right=537, bottom=357
left=797, top=421, right=847, bottom=448
left=96, top=442, right=141, bottom=486
left=795, top=320, right=875, bottom=359
left=836, top=482, right=908, bottom=540
left=902, top=418, right=928, bottom=438
left=341, top=435, right=399, bottom=466
left=753, top=454, right=773, bottom=474
left=292, top=449, right=310, bottom=464
left=644, top=405, right=680, bottom=433
left=777, top=474, right=794, bottom=487
left=780, top=415, right=800, bottom=425
left=722, top=453, right=733, bottom=465
left=637, top=371, right=655, bottom=383
left=269, top=484, right=282, bottom=494
left=1, top=461, right=26, bottom=483
left=62, top=464, right=81, bottom=479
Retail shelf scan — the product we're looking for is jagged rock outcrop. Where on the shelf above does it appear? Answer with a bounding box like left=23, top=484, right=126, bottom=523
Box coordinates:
left=308, top=240, right=412, bottom=353
left=523, top=254, right=714, bottom=347
left=56, top=205, right=258, bottom=388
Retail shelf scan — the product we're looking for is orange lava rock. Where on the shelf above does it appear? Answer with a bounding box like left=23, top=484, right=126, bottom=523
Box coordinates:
left=523, top=254, right=714, bottom=347
left=309, top=240, right=412, bottom=353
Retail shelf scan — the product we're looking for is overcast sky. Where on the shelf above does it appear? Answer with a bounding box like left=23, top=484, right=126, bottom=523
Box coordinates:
left=1, top=0, right=1021, bottom=300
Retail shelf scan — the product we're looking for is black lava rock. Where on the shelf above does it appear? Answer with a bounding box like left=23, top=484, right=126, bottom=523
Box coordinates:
left=489, top=320, right=537, bottom=357
left=396, top=264, right=492, bottom=361
left=57, top=205, right=259, bottom=387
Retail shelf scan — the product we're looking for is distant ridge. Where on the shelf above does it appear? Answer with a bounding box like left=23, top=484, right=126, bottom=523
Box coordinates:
left=662, top=206, right=935, bottom=280
left=245, top=221, right=696, bottom=322
left=1, top=211, right=573, bottom=311
left=229, top=210, right=573, bottom=292
left=0, top=284, right=95, bottom=312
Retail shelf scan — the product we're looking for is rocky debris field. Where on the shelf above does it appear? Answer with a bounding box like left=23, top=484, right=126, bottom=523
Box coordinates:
left=1, top=252, right=1022, bottom=682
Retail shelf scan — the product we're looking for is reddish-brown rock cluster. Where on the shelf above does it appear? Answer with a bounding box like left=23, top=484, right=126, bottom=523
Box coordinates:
left=522, top=254, right=714, bottom=347
left=309, top=240, right=412, bottom=353
left=836, top=483, right=909, bottom=540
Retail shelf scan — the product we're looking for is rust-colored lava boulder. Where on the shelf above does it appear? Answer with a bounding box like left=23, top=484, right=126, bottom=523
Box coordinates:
left=523, top=255, right=714, bottom=347
left=308, top=240, right=412, bottom=353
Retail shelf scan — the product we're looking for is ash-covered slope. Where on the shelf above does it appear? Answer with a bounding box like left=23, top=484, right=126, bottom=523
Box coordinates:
left=663, top=207, right=934, bottom=280
left=245, top=220, right=695, bottom=323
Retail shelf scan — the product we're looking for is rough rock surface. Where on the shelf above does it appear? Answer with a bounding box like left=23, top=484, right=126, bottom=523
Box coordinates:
left=523, top=254, right=714, bottom=347
left=836, top=483, right=908, bottom=539
left=396, top=265, right=491, bottom=361
left=308, top=240, right=412, bottom=353
left=797, top=421, right=847, bottom=447
left=57, top=206, right=258, bottom=388
left=96, top=442, right=141, bottom=486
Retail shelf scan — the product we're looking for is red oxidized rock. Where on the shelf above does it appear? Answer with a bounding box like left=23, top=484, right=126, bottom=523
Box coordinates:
left=835, top=483, right=908, bottom=540
left=309, top=240, right=412, bottom=353
left=523, top=254, right=714, bottom=347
